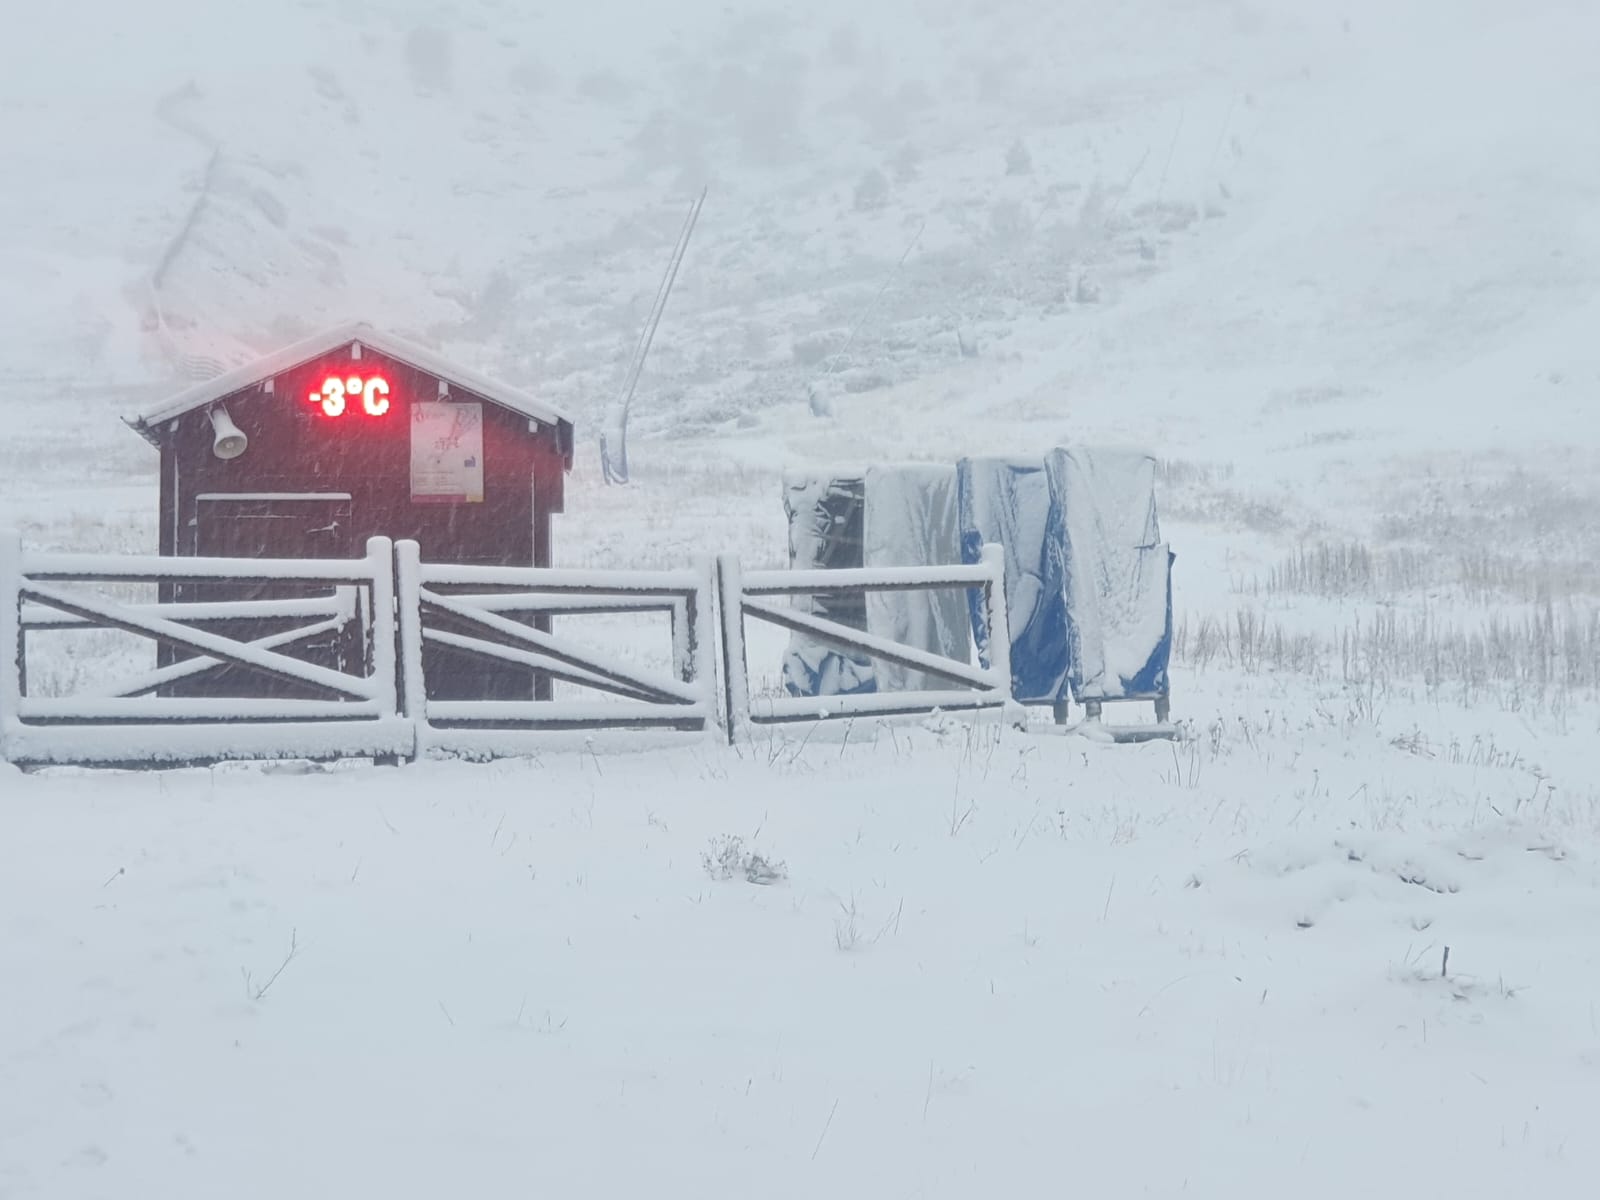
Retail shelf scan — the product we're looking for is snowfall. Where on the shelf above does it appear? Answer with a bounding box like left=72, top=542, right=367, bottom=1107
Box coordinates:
left=4, top=0, right=1600, bottom=1196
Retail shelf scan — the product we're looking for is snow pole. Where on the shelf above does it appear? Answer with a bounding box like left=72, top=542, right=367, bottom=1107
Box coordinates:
left=601, top=186, right=707, bottom=485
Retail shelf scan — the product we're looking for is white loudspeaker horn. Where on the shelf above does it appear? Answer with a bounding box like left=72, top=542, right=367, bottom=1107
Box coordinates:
left=210, top=405, right=248, bottom=460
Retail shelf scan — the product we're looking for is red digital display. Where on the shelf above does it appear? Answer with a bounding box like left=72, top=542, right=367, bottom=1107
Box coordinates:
left=308, top=373, right=391, bottom=418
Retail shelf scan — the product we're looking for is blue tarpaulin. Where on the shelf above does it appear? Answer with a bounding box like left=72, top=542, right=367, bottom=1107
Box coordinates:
left=956, top=457, right=1071, bottom=704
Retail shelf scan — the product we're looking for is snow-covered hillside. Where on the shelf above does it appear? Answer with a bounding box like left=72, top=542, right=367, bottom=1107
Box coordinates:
left=4, top=0, right=1600, bottom=1195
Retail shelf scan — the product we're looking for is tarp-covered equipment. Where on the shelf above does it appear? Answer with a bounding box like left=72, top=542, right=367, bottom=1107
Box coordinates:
left=956, top=457, right=1071, bottom=704
left=1046, top=447, right=1172, bottom=703
left=862, top=464, right=970, bottom=693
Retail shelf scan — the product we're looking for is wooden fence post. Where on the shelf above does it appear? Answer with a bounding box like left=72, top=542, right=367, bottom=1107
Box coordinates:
left=0, top=530, right=21, bottom=757
left=365, top=538, right=397, bottom=717
left=363, top=537, right=402, bottom=765
left=393, top=539, right=426, bottom=761
left=979, top=542, right=1017, bottom=715
left=670, top=597, right=690, bottom=683
left=689, top=558, right=717, bottom=725
left=715, top=554, right=748, bottom=744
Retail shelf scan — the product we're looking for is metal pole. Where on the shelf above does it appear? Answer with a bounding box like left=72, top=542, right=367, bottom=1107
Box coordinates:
left=602, top=187, right=707, bottom=484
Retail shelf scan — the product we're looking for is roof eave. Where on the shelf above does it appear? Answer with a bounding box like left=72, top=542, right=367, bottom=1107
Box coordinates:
left=126, top=321, right=575, bottom=440
left=124, top=412, right=164, bottom=448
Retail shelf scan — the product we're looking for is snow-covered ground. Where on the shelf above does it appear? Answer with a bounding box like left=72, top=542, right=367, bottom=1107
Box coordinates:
left=5, top=0, right=1600, bottom=1195
left=7, top=693, right=1600, bottom=1196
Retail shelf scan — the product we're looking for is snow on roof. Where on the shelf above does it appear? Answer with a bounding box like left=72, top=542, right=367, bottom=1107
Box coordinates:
left=124, top=321, right=573, bottom=444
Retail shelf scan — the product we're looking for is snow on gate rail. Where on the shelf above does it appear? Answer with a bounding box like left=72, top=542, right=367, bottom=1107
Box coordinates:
left=0, top=532, right=1020, bottom=767
left=0, top=531, right=407, bottom=768
left=717, top=544, right=1016, bottom=742
left=395, top=542, right=719, bottom=759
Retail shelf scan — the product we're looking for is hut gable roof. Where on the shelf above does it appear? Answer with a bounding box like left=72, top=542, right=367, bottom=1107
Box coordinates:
left=125, top=321, right=573, bottom=447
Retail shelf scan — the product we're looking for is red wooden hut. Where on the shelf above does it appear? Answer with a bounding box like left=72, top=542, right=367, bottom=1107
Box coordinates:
left=125, top=322, right=575, bottom=700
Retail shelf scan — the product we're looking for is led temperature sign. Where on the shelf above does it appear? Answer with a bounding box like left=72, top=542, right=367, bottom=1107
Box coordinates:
left=308, top=374, right=391, bottom=418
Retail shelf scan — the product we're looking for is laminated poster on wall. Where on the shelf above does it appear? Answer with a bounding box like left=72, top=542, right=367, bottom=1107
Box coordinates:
left=410, top=402, right=484, bottom=503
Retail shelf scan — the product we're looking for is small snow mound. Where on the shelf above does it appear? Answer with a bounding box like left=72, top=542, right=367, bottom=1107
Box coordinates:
left=701, top=835, right=787, bottom=886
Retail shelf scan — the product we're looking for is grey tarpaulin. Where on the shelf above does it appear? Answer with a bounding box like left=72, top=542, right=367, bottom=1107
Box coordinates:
left=862, top=464, right=970, bottom=692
